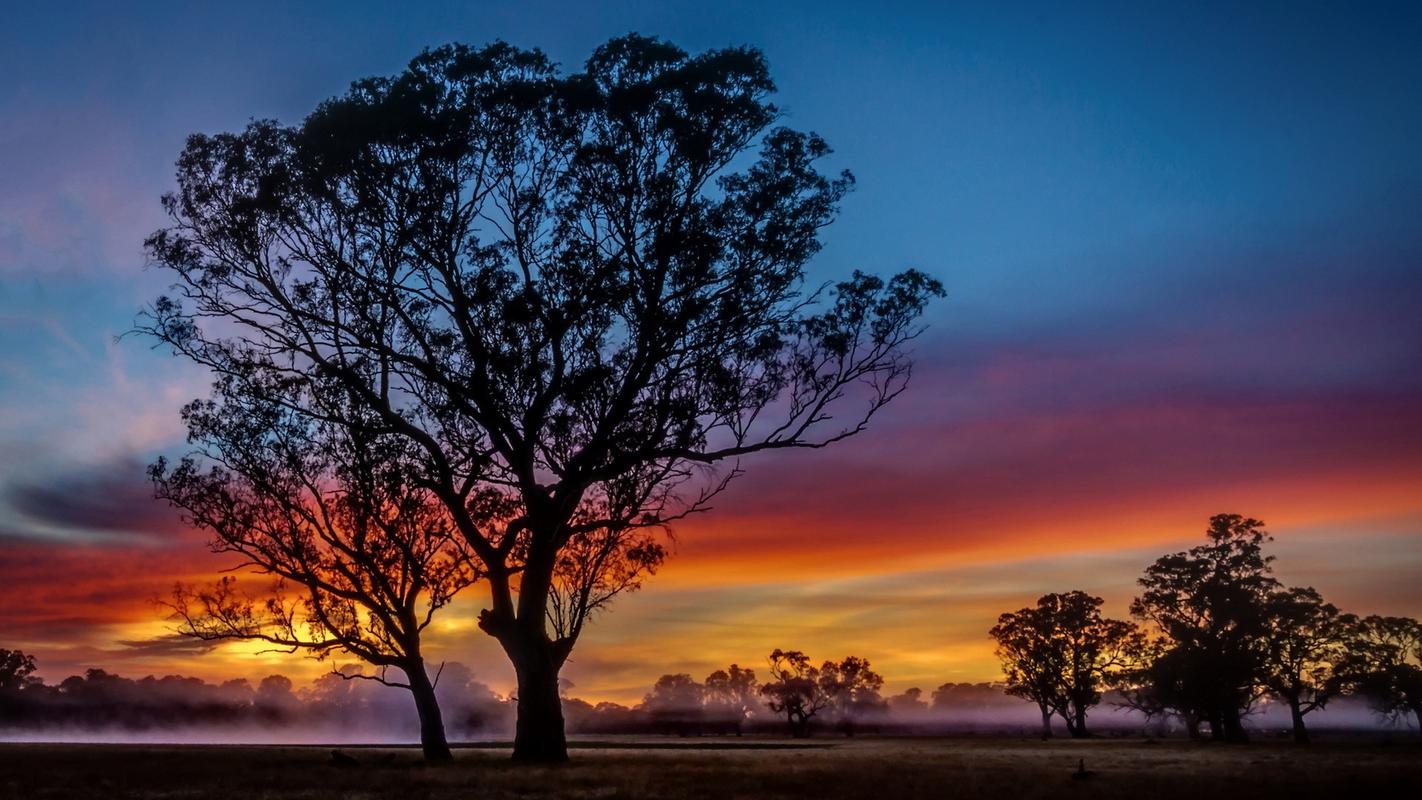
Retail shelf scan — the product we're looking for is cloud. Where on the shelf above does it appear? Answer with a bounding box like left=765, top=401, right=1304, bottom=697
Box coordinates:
left=3, top=457, right=182, bottom=541
left=114, top=634, right=218, bottom=658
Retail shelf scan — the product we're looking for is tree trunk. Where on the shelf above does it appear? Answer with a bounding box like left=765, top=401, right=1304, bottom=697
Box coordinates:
left=404, top=660, right=452, bottom=762
left=1219, top=705, right=1248, bottom=743
left=1184, top=712, right=1201, bottom=740
left=1071, top=705, right=1089, bottom=738
left=511, top=652, right=568, bottom=762
left=1038, top=704, right=1053, bottom=739
left=1288, top=698, right=1309, bottom=744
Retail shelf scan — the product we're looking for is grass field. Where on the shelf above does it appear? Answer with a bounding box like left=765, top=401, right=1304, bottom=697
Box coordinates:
left=1, top=736, right=1419, bottom=799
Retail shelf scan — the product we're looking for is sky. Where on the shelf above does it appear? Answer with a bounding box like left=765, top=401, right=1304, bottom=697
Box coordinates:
left=1, top=1, right=1420, bottom=704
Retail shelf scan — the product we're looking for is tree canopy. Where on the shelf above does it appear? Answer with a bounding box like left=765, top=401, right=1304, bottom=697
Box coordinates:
left=141, top=34, right=941, bottom=761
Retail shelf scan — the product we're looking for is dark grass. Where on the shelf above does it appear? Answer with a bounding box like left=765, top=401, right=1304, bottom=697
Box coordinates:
left=1, top=737, right=1419, bottom=799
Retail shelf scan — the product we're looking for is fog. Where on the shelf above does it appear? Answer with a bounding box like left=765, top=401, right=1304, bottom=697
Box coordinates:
left=1, top=668, right=1413, bottom=745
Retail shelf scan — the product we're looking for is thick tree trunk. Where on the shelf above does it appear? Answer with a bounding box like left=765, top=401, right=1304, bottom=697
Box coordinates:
left=1219, top=705, right=1249, bottom=743
left=511, top=652, right=568, bottom=763
left=1038, top=704, right=1053, bottom=739
left=1288, top=698, right=1309, bottom=744
left=1070, top=705, right=1089, bottom=739
left=405, top=661, right=453, bottom=762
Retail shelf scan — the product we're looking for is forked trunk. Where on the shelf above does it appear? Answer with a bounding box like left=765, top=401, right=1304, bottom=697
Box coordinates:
left=405, top=660, right=453, bottom=762
left=512, top=652, right=568, bottom=763
left=1038, top=704, right=1053, bottom=739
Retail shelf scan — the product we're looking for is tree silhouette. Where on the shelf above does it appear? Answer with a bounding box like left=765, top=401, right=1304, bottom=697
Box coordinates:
left=640, top=673, right=706, bottom=734
left=989, top=591, right=1138, bottom=738
left=0, top=649, right=38, bottom=692
left=887, top=687, right=928, bottom=715
left=760, top=649, right=829, bottom=737
left=139, top=35, right=941, bottom=761
left=1131, top=514, right=1280, bottom=742
left=150, top=384, right=477, bottom=760
left=1260, top=586, right=1352, bottom=743
left=1335, top=615, right=1422, bottom=735
left=819, top=655, right=886, bottom=736
left=704, top=664, right=759, bottom=734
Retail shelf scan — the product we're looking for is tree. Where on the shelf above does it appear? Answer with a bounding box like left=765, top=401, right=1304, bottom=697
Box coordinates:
left=760, top=649, right=830, bottom=737
left=1259, top=586, right=1352, bottom=743
left=641, top=673, right=706, bottom=734
left=989, top=591, right=1138, bottom=738
left=887, top=687, right=928, bottom=715
left=140, top=35, right=942, bottom=762
left=151, top=381, right=478, bottom=761
left=0, top=649, right=39, bottom=692
left=818, top=655, right=886, bottom=735
left=1335, top=615, right=1422, bottom=735
left=704, top=664, right=759, bottom=734
left=1130, top=514, right=1279, bottom=742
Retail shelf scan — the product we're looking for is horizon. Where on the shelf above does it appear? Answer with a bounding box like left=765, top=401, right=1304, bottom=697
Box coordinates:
left=2, top=0, right=1421, bottom=710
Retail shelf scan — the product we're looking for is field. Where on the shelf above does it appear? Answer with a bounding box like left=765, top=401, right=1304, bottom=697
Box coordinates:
left=2, top=736, right=1420, bottom=799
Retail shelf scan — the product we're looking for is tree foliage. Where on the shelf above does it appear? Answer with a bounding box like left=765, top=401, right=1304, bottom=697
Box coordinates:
left=139, top=34, right=941, bottom=762
left=989, top=591, right=1138, bottom=738
left=1129, top=514, right=1279, bottom=741
left=1335, top=615, right=1422, bottom=732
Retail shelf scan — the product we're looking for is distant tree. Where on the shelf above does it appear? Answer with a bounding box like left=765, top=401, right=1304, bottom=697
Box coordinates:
left=152, top=382, right=478, bottom=761
left=1334, top=615, right=1422, bottom=735
left=929, top=682, right=1010, bottom=714
left=140, top=34, right=942, bottom=762
left=641, top=673, right=706, bottom=734
left=760, top=649, right=830, bottom=737
left=1259, top=586, right=1352, bottom=743
left=819, top=656, right=886, bottom=735
left=887, top=687, right=928, bottom=715
left=0, top=649, right=39, bottom=692
left=704, top=664, right=759, bottom=734
left=1131, top=514, right=1280, bottom=742
left=255, top=674, right=298, bottom=720
left=990, top=591, right=1138, bottom=738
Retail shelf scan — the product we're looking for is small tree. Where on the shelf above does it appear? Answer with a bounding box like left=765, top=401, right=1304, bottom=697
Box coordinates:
left=760, top=649, right=829, bottom=737
left=140, top=35, right=942, bottom=762
left=704, top=664, right=759, bottom=734
left=989, top=591, right=1138, bottom=738
left=1131, top=514, right=1279, bottom=742
left=1260, top=586, right=1352, bottom=743
left=151, top=381, right=478, bottom=760
left=1335, top=615, right=1422, bottom=735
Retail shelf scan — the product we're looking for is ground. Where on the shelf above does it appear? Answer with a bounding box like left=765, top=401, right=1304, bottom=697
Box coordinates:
left=1, top=736, right=1419, bottom=799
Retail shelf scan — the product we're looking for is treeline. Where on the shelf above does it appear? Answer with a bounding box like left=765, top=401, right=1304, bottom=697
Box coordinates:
left=0, top=658, right=507, bottom=738
left=0, top=648, right=1032, bottom=739
left=988, top=514, right=1422, bottom=743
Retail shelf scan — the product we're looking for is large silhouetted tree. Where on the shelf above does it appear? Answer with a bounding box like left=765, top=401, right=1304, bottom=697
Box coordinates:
left=989, top=591, right=1138, bottom=738
left=1335, top=615, right=1422, bottom=735
left=140, top=35, right=941, bottom=761
left=1131, top=514, right=1279, bottom=742
left=150, top=384, right=477, bottom=760
left=1260, top=586, right=1352, bottom=743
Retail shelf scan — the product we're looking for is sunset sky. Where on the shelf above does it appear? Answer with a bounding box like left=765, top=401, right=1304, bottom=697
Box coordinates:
left=2, top=1, right=1420, bottom=704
